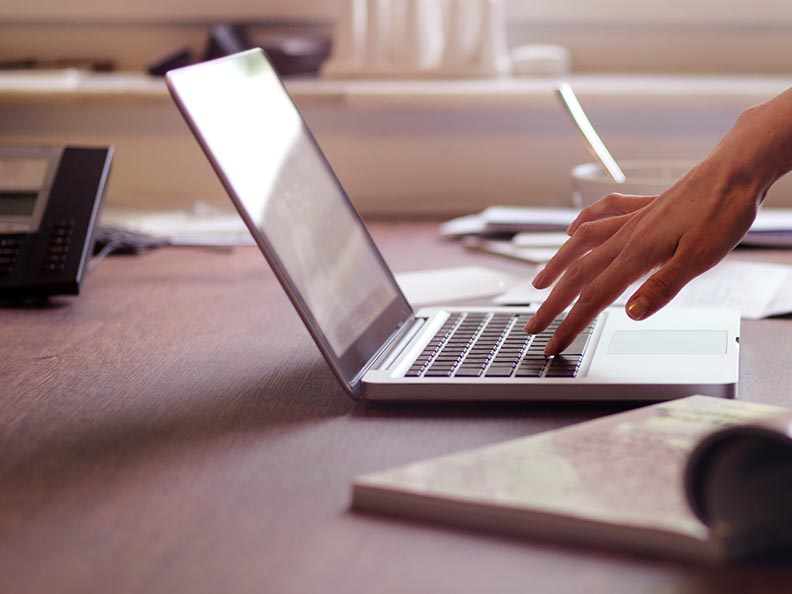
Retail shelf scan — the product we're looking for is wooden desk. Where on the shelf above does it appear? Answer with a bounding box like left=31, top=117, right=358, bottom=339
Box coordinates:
left=2, top=220, right=792, bottom=593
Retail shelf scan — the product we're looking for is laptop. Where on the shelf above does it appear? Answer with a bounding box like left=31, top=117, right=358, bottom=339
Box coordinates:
left=166, top=49, right=740, bottom=402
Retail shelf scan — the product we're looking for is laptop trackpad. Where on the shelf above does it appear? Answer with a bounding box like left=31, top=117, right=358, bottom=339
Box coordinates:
left=608, top=330, right=728, bottom=355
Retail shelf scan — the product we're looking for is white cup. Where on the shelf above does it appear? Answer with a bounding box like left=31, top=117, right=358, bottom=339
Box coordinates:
left=571, top=160, right=696, bottom=209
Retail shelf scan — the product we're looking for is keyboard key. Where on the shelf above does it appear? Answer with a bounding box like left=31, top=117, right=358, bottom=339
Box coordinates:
left=560, top=333, right=591, bottom=356
left=485, top=369, right=514, bottom=377
left=515, top=369, right=544, bottom=377
left=425, top=369, right=453, bottom=377
left=545, top=370, right=577, bottom=377
left=455, top=368, right=483, bottom=377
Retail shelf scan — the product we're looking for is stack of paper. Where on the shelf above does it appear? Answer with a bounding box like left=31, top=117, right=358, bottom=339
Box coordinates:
left=442, top=206, right=792, bottom=253
left=743, top=209, right=792, bottom=247
left=101, top=203, right=254, bottom=247
left=464, top=232, right=568, bottom=264
left=440, top=206, right=578, bottom=238
left=495, top=260, right=792, bottom=320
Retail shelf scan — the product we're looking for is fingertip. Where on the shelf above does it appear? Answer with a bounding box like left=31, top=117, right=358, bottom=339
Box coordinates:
left=524, top=318, right=538, bottom=335
left=626, top=296, right=650, bottom=321
left=544, top=338, right=560, bottom=356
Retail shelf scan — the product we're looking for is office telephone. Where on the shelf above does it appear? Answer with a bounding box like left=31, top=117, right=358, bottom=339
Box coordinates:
left=0, top=145, right=112, bottom=298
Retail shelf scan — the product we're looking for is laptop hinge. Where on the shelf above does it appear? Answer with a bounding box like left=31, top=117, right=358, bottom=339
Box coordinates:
left=368, top=316, right=427, bottom=374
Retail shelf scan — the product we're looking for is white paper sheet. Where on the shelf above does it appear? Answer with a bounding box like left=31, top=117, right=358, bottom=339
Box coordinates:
left=463, top=237, right=558, bottom=264
left=395, top=266, right=522, bottom=306
left=511, top=232, right=570, bottom=248
left=741, top=209, right=792, bottom=247
left=102, top=204, right=255, bottom=246
left=439, top=206, right=578, bottom=238
left=495, top=260, right=792, bottom=319
left=480, top=206, right=577, bottom=234
left=438, top=214, right=486, bottom=237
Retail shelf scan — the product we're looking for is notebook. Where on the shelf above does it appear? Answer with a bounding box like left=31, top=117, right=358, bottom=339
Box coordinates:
left=165, top=49, right=740, bottom=402
left=353, top=395, right=792, bottom=562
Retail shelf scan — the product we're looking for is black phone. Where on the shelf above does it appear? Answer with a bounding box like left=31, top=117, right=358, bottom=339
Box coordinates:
left=0, top=145, right=112, bottom=297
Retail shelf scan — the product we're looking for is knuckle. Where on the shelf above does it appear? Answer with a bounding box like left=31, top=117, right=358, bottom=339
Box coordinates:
left=602, top=193, right=624, bottom=208
left=577, top=279, right=611, bottom=309
left=577, top=286, right=601, bottom=307
left=679, top=238, right=716, bottom=266
left=646, top=273, right=678, bottom=301
left=575, top=221, right=596, bottom=242
left=564, top=260, right=587, bottom=285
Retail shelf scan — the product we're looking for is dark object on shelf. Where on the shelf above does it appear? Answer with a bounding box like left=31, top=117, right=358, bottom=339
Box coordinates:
left=258, top=36, right=331, bottom=77
left=203, top=23, right=252, bottom=62
left=147, top=48, right=193, bottom=76
left=149, top=21, right=331, bottom=78
left=0, top=58, right=116, bottom=72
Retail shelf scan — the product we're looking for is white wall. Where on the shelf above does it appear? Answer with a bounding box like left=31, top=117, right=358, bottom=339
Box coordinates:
left=3, top=0, right=792, bottom=73
left=5, top=0, right=792, bottom=24
left=3, top=77, right=792, bottom=215
left=3, top=1, right=792, bottom=214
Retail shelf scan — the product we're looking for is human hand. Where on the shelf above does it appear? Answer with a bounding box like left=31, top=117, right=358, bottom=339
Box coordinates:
left=523, top=165, right=760, bottom=355
left=523, top=89, right=792, bottom=355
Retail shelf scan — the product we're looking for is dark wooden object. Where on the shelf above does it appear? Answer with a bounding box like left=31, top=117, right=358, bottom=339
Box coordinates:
left=1, top=220, right=792, bottom=593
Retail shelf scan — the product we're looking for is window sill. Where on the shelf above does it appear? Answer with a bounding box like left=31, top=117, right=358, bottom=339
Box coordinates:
left=2, top=71, right=791, bottom=214
left=1, top=70, right=790, bottom=109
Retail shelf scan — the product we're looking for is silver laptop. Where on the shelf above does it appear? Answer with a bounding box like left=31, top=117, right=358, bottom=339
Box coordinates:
left=166, top=49, right=740, bottom=402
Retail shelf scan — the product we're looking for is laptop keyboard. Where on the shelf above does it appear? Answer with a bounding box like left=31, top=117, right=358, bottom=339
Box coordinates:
left=405, top=312, right=595, bottom=379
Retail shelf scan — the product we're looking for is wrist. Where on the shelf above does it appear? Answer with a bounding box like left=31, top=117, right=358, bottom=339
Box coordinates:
left=723, top=90, right=792, bottom=192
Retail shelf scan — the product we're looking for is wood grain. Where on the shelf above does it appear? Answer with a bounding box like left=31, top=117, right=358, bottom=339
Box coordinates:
left=1, top=220, right=791, bottom=594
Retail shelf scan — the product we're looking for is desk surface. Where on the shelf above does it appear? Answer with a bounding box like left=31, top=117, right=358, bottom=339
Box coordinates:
left=2, top=220, right=792, bottom=594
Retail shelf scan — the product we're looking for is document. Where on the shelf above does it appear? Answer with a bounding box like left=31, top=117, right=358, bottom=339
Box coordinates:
left=743, top=208, right=792, bottom=247
left=495, top=260, right=792, bottom=319
left=395, top=266, right=522, bottom=306
left=463, top=237, right=558, bottom=264
left=102, top=203, right=254, bottom=246
left=440, top=206, right=577, bottom=238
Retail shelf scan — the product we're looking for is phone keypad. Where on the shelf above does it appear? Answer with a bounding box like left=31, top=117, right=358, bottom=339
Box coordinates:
left=43, top=220, right=75, bottom=274
left=0, top=236, right=22, bottom=276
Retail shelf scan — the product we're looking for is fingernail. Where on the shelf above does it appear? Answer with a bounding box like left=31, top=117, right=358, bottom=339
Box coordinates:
left=627, top=297, right=649, bottom=320
left=545, top=339, right=558, bottom=355
left=533, top=269, right=546, bottom=287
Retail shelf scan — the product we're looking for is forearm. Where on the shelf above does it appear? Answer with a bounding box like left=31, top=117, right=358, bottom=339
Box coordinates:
left=705, top=87, right=792, bottom=205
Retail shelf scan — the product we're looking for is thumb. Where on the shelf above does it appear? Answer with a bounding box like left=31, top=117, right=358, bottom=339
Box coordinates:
left=625, top=256, right=701, bottom=321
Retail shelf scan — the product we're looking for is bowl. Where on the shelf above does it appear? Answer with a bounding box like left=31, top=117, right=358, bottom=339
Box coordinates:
left=571, top=160, right=696, bottom=209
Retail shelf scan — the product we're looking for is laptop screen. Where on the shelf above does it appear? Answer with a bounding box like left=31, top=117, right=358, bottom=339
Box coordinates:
left=167, top=50, right=412, bottom=392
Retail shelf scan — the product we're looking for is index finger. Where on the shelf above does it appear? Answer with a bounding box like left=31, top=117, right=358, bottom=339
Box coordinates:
left=544, top=253, right=650, bottom=354
left=525, top=245, right=618, bottom=336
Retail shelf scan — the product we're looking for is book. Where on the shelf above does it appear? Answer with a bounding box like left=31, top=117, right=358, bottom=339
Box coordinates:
left=439, top=206, right=578, bottom=238
left=352, top=396, right=792, bottom=562
left=440, top=206, right=792, bottom=248
left=742, top=208, right=792, bottom=247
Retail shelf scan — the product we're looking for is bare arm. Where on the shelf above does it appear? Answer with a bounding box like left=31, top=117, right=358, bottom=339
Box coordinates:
left=524, top=87, right=792, bottom=355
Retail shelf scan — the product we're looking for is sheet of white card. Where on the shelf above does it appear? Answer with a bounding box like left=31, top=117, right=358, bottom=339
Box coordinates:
left=396, top=266, right=522, bottom=306
left=463, top=237, right=558, bottom=264
left=511, top=232, right=570, bottom=248
left=494, top=260, right=792, bottom=319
